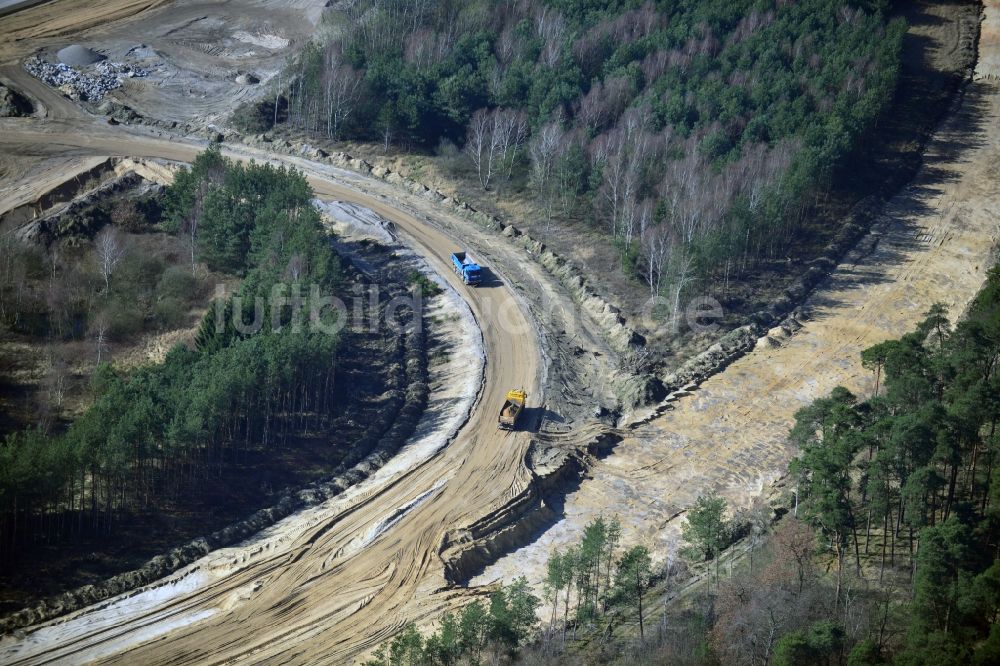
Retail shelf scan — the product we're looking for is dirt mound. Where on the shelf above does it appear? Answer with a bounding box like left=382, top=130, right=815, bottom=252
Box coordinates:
left=56, top=44, right=104, bottom=66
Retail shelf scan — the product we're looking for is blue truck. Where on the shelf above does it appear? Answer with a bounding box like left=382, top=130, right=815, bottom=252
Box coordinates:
left=450, top=251, right=482, bottom=285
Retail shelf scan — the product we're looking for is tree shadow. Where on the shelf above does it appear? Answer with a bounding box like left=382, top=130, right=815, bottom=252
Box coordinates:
left=454, top=428, right=625, bottom=585
left=800, top=74, right=993, bottom=321
left=516, top=406, right=567, bottom=433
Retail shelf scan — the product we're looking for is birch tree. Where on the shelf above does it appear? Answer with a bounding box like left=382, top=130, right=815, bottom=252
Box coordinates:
left=323, top=45, right=362, bottom=140
left=466, top=108, right=498, bottom=190
left=94, top=226, right=127, bottom=294
left=529, top=117, right=565, bottom=222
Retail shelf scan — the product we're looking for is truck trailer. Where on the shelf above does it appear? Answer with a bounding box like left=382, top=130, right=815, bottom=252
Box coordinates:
left=498, top=389, right=526, bottom=430
left=450, top=251, right=482, bottom=285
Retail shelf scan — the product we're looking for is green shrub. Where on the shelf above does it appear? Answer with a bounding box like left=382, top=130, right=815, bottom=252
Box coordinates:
left=156, top=265, right=200, bottom=303
left=231, top=98, right=276, bottom=134
left=408, top=271, right=443, bottom=298
left=105, top=297, right=144, bottom=338
left=153, top=296, right=188, bottom=329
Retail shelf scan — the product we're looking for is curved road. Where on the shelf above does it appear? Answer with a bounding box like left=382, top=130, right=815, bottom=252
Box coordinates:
left=0, top=56, right=544, bottom=663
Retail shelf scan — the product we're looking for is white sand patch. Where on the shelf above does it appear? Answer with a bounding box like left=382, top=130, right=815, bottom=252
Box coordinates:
left=0, top=572, right=213, bottom=664
left=317, top=200, right=396, bottom=245
left=232, top=30, right=288, bottom=50
left=343, top=478, right=448, bottom=558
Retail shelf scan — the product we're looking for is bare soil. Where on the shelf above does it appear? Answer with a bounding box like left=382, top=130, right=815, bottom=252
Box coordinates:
left=0, top=0, right=323, bottom=126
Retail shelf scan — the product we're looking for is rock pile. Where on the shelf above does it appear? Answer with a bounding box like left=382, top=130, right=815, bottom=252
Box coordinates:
left=23, top=55, right=148, bottom=102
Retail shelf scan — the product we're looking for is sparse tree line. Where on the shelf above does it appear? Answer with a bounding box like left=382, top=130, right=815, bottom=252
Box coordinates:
left=363, top=577, right=541, bottom=666
left=0, top=148, right=346, bottom=560
left=240, top=0, right=903, bottom=322
left=0, top=194, right=202, bottom=346
left=541, top=515, right=659, bottom=644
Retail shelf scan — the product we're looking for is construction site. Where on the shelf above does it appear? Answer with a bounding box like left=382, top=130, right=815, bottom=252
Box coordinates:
left=0, top=0, right=998, bottom=663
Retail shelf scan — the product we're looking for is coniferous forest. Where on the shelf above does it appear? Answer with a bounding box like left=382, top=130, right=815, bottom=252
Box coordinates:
left=785, top=271, right=1000, bottom=664
left=0, top=148, right=343, bottom=561
left=243, top=0, right=904, bottom=300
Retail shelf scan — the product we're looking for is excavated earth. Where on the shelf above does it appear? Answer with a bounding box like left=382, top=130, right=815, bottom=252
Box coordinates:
left=0, top=0, right=998, bottom=663
left=0, top=0, right=321, bottom=127
left=0, top=7, right=618, bottom=654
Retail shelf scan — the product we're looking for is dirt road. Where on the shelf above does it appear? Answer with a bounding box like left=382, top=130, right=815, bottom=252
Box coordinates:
left=0, top=101, right=552, bottom=661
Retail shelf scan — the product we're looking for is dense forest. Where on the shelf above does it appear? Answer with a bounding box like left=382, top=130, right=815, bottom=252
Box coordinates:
left=0, top=148, right=344, bottom=560
left=242, top=0, right=904, bottom=310
left=783, top=285, right=1000, bottom=663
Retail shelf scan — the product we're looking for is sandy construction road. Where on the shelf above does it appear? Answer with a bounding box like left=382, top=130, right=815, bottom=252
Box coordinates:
left=0, top=109, right=548, bottom=661
left=0, top=140, right=540, bottom=663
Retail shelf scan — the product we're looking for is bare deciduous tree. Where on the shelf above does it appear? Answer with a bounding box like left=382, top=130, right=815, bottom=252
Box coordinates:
left=529, top=117, right=565, bottom=224
left=493, top=108, right=529, bottom=180
left=0, top=233, right=29, bottom=328
left=323, top=44, right=362, bottom=140
left=466, top=108, right=498, bottom=190
left=535, top=7, right=567, bottom=67
left=640, top=214, right=672, bottom=298
left=94, top=226, right=127, bottom=294
left=467, top=107, right=530, bottom=190
left=43, top=349, right=69, bottom=409
left=90, top=311, right=110, bottom=365
left=578, top=76, right=631, bottom=132
left=593, top=112, right=654, bottom=249
left=668, top=251, right=696, bottom=334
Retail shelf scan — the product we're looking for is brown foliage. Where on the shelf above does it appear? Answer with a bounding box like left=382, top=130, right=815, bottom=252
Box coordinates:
left=111, top=199, right=143, bottom=232
left=710, top=517, right=826, bottom=666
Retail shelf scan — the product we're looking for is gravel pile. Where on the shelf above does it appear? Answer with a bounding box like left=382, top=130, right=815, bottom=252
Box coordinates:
left=24, top=55, right=148, bottom=102
left=56, top=44, right=104, bottom=66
